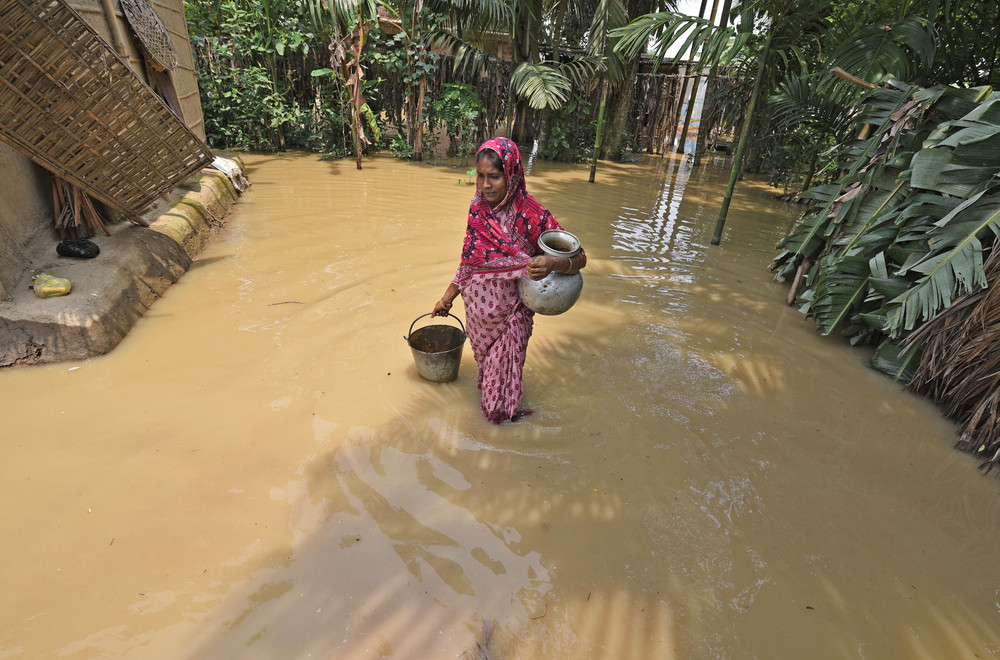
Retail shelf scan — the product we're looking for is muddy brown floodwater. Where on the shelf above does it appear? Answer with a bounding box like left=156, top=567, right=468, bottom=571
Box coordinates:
left=3, top=151, right=1000, bottom=659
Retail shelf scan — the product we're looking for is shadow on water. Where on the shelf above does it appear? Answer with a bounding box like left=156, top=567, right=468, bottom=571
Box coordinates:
left=178, top=153, right=1000, bottom=660
left=182, top=313, right=688, bottom=658
left=181, top=297, right=1000, bottom=658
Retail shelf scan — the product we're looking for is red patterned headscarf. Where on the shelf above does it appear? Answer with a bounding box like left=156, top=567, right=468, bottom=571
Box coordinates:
left=453, top=137, right=555, bottom=285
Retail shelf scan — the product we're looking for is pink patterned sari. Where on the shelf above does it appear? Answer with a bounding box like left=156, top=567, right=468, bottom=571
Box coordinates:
left=453, top=138, right=570, bottom=423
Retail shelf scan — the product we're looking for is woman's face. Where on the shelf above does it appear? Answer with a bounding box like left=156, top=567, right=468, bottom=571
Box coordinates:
left=476, top=157, right=507, bottom=208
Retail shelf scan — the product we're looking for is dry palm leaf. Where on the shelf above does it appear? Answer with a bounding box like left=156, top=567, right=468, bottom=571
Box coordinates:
left=909, top=246, right=1000, bottom=472
left=51, top=176, right=110, bottom=239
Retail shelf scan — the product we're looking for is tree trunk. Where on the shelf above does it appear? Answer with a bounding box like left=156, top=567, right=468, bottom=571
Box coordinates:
left=538, top=0, right=568, bottom=155
left=551, top=0, right=565, bottom=63
left=597, top=0, right=655, bottom=160
left=589, top=80, right=609, bottom=182
left=413, top=76, right=427, bottom=161
left=801, top=143, right=820, bottom=193
left=675, top=0, right=709, bottom=154
left=711, top=24, right=775, bottom=245
left=510, top=0, right=543, bottom=143
left=599, top=58, right=640, bottom=160
left=694, top=0, right=732, bottom=165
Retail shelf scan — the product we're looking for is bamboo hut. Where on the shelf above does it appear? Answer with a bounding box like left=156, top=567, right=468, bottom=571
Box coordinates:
left=0, top=0, right=211, bottom=300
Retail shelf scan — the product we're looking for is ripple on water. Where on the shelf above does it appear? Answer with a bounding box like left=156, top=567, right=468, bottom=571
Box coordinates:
left=609, top=159, right=711, bottom=311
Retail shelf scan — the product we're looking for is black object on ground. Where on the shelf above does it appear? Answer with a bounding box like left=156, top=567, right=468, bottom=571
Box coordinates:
left=57, top=238, right=100, bottom=259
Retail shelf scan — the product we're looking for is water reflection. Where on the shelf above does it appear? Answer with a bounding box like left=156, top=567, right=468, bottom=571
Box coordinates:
left=611, top=154, right=691, bottom=269
left=608, top=155, right=723, bottom=321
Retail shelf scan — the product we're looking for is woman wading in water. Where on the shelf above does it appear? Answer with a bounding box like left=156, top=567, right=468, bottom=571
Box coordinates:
left=432, top=137, right=586, bottom=423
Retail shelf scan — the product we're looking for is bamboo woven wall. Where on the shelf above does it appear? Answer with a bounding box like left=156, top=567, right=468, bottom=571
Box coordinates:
left=63, top=0, right=205, bottom=140
left=0, top=0, right=212, bottom=215
left=146, top=0, right=205, bottom=140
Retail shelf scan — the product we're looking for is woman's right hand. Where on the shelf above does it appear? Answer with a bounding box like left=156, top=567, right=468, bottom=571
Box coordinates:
left=433, top=283, right=461, bottom=316
left=432, top=298, right=453, bottom=317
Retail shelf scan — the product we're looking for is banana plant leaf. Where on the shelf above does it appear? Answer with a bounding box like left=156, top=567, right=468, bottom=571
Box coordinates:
left=809, top=254, right=871, bottom=335
left=870, top=338, right=922, bottom=383
left=885, top=193, right=1000, bottom=336
left=777, top=82, right=1000, bottom=350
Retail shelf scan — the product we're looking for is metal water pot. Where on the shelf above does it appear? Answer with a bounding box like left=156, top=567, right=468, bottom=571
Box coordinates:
left=518, top=230, right=584, bottom=316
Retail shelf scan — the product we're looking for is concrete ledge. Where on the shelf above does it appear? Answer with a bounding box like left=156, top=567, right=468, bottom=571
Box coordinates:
left=0, top=167, right=240, bottom=367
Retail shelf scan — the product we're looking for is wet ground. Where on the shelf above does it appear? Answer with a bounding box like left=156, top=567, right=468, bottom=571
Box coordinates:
left=2, top=152, right=999, bottom=659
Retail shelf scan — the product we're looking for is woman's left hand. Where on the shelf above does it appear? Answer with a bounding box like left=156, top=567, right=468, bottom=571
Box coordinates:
left=526, top=255, right=560, bottom=280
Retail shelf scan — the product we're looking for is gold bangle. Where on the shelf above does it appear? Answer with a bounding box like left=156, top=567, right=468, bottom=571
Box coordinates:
left=565, top=256, right=572, bottom=273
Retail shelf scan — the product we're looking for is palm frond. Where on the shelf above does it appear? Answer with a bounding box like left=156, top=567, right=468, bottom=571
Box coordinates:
left=611, top=12, right=722, bottom=67
left=587, top=0, right=628, bottom=57
left=510, top=61, right=572, bottom=110
left=331, top=0, right=361, bottom=26
left=428, top=0, right=512, bottom=28
left=427, top=31, right=490, bottom=74
left=810, top=253, right=871, bottom=335
left=768, top=72, right=858, bottom=139
left=558, top=56, right=606, bottom=88
left=827, top=17, right=935, bottom=84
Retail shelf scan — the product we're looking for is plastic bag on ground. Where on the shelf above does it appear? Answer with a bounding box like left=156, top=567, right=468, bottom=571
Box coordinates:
left=32, top=273, right=71, bottom=298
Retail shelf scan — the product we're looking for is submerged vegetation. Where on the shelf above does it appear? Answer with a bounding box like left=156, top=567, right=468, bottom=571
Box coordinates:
left=185, top=0, right=1000, bottom=463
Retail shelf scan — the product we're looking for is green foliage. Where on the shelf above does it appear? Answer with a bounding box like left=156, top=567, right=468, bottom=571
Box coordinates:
left=772, top=82, right=1000, bottom=381
left=185, top=0, right=355, bottom=154
left=388, top=131, right=413, bottom=158
left=510, top=62, right=573, bottom=110
left=614, top=0, right=1000, bottom=187
left=540, top=96, right=598, bottom=162
left=428, top=83, right=483, bottom=156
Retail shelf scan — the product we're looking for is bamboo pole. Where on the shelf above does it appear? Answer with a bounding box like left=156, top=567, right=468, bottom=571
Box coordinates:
left=589, top=80, right=608, bottom=183
left=830, top=66, right=876, bottom=91
left=355, top=18, right=367, bottom=169
left=670, top=75, right=691, bottom=153
left=673, top=0, right=708, bottom=154
left=832, top=66, right=877, bottom=141
left=711, top=25, right=775, bottom=245
left=785, top=259, right=811, bottom=305
left=98, top=0, right=127, bottom=57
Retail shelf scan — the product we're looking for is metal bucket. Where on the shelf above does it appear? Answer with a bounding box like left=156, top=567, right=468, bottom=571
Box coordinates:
left=406, top=313, right=466, bottom=383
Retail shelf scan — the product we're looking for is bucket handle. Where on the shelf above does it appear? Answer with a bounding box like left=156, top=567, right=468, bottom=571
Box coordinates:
left=406, top=312, right=466, bottom=342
